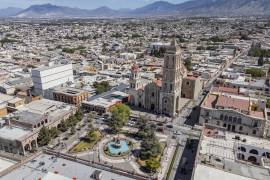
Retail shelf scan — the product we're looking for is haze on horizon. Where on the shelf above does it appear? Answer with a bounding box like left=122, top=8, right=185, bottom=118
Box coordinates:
left=0, top=0, right=189, bottom=9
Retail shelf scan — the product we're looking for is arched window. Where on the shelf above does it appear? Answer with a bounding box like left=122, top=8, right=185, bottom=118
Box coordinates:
left=220, top=114, right=224, bottom=120
left=249, top=149, right=258, bottom=155
left=237, top=117, right=242, bottom=123
left=247, top=156, right=257, bottom=164
left=239, top=146, right=246, bottom=152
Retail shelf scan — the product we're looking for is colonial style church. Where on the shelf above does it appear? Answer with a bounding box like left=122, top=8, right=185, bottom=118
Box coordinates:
left=129, top=39, right=191, bottom=117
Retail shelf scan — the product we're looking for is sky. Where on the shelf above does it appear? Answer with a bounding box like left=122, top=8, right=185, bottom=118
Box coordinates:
left=0, top=0, right=189, bottom=9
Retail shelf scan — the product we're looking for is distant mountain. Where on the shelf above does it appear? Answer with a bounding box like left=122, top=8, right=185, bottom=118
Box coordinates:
left=4, top=0, right=270, bottom=18
left=176, top=0, right=270, bottom=16
left=131, top=1, right=178, bottom=16
left=16, top=4, right=91, bottom=18
left=0, top=7, right=23, bottom=17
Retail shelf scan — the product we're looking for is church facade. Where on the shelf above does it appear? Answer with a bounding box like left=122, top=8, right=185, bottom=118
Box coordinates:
left=129, top=39, right=188, bottom=117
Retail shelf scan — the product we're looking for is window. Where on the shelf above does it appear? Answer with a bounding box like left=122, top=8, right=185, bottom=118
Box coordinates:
left=253, top=121, right=258, bottom=128
left=237, top=118, right=242, bottom=124
left=205, top=111, right=209, bottom=116
left=239, top=126, right=243, bottom=131
left=239, top=146, right=246, bottom=152
left=205, top=119, right=208, bottom=123
left=151, top=92, right=155, bottom=97
left=233, top=117, right=237, bottom=123
left=249, top=149, right=258, bottom=155
left=217, top=121, right=220, bottom=126
left=252, top=130, right=257, bottom=135
left=223, top=123, right=227, bottom=127
left=224, top=115, right=228, bottom=121
left=186, top=81, right=190, bottom=86
left=220, top=114, right=224, bottom=120
left=229, top=116, right=232, bottom=122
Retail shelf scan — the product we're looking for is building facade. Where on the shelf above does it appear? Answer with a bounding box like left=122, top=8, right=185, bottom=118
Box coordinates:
left=31, top=64, right=74, bottom=96
left=52, top=87, right=90, bottom=105
left=199, top=87, right=270, bottom=138
left=129, top=39, right=193, bottom=117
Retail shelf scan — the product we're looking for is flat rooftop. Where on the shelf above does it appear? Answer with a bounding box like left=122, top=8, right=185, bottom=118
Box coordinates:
left=1, top=153, right=135, bottom=180
left=24, top=99, right=72, bottom=114
left=53, top=87, right=87, bottom=96
left=198, top=128, right=270, bottom=180
left=194, top=164, right=254, bottom=180
left=0, top=125, right=31, bottom=141
left=0, top=157, right=16, bottom=173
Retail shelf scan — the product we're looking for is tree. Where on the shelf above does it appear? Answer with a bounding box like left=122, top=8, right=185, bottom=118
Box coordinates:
left=93, top=81, right=110, bottom=94
left=70, top=126, right=75, bottom=135
left=37, top=127, right=51, bottom=146
left=87, top=113, right=94, bottom=123
left=258, top=56, right=264, bottom=66
left=267, top=99, right=270, bottom=108
left=49, top=127, right=59, bottom=138
left=108, top=104, right=130, bottom=134
left=136, top=117, right=155, bottom=139
left=145, top=158, right=161, bottom=172
left=140, top=136, right=161, bottom=160
left=58, top=120, right=68, bottom=132
left=184, top=58, right=192, bottom=71
left=246, top=68, right=265, bottom=78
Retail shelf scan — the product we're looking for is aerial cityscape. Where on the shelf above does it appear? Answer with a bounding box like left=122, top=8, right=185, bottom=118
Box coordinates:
left=0, top=0, right=270, bottom=180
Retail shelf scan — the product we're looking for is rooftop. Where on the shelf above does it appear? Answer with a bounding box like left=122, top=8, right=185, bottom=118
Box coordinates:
left=198, top=128, right=270, bottom=180
left=53, top=87, right=87, bottom=96
left=202, top=92, right=265, bottom=119
left=1, top=153, right=135, bottom=180
left=0, top=125, right=31, bottom=141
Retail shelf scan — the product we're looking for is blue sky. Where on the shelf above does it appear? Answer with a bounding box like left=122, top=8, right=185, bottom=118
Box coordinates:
left=0, top=0, right=189, bottom=9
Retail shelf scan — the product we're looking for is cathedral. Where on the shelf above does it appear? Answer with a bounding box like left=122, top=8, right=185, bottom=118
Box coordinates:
left=129, top=39, right=190, bottom=117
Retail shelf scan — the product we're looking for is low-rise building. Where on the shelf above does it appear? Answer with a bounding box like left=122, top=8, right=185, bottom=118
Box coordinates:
left=52, top=87, right=90, bottom=105
left=192, top=127, right=270, bottom=180
left=0, top=99, right=76, bottom=155
left=182, top=75, right=202, bottom=99
left=199, top=87, right=270, bottom=138
left=82, top=91, right=129, bottom=114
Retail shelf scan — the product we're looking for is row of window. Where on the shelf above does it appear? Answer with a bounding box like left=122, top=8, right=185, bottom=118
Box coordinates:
left=220, top=114, right=242, bottom=124
left=238, top=147, right=270, bottom=158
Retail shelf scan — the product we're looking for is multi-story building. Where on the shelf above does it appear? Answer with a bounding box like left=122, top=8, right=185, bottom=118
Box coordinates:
left=129, top=39, right=188, bottom=117
left=199, top=86, right=269, bottom=138
left=52, top=87, right=90, bottom=105
left=31, top=64, right=74, bottom=96
left=192, top=127, right=270, bottom=180
left=82, top=91, right=129, bottom=115
left=181, top=75, right=202, bottom=99
left=0, top=99, right=76, bottom=155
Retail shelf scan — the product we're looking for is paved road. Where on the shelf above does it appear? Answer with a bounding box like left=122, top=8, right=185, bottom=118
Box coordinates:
left=167, top=48, right=248, bottom=180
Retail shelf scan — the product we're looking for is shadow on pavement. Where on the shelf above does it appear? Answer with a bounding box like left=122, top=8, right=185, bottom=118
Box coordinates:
left=174, top=139, right=199, bottom=180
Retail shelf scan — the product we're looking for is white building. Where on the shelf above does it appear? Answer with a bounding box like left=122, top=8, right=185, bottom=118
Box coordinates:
left=31, top=64, right=74, bottom=96
left=192, top=127, right=270, bottom=180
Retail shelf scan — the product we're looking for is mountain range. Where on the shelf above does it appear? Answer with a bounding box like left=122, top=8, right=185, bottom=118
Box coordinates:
left=0, top=0, right=270, bottom=18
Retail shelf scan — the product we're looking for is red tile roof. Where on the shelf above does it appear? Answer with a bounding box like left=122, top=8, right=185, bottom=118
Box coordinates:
left=211, top=86, right=239, bottom=94
left=216, top=95, right=250, bottom=112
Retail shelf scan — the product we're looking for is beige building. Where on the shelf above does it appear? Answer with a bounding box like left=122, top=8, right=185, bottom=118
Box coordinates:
left=199, top=87, right=269, bottom=138
left=52, top=87, right=90, bottom=105
left=181, top=75, right=202, bottom=99
left=0, top=99, right=76, bottom=155
left=129, top=39, right=188, bottom=117
left=192, top=127, right=270, bottom=180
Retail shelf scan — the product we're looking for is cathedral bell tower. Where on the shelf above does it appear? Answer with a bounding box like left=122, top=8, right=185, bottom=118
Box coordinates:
left=130, top=63, right=140, bottom=90
left=160, top=39, right=186, bottom=117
